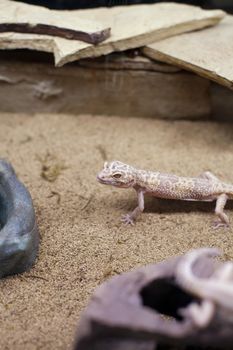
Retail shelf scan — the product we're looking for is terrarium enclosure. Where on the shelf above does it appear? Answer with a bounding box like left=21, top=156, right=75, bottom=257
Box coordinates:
left=0, top=1, right=233, bottom=350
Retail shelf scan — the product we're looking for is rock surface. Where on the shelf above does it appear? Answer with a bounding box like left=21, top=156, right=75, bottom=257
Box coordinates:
left=74, top=251, right=233, bottom=349
left=0, top=159, right=39, bottom=278
left=143, top=16, right=233, bottom=90
left=0, top=2, right=225, bottom=66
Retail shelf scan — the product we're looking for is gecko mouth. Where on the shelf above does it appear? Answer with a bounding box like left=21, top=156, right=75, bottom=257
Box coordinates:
left=97, top=176, right=135, bottom=187
left=96, top=176, right=115, bottom=185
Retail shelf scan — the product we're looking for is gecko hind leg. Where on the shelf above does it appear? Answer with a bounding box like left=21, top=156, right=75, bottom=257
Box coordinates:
left=198, top=171, right=220, bottom=182
left=213, top=193, right=229, bottom=229
left=198, top=172, right=229, bottom=228
left=121, top=190, right=144, bottom=225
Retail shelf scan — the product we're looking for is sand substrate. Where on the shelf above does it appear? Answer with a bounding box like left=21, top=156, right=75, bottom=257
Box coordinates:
left=0, top=112, right=233, bottom=350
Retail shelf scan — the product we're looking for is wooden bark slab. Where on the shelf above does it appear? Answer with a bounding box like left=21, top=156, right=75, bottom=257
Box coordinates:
left=1, top=52, right=233, bottom=121
left=143, top=16, right=233, bottom=90
left=0, top=2, right=225, bottom=66
left=0, top=53, right=211, bottom=120
left=0, top=0, right=110, bottom=44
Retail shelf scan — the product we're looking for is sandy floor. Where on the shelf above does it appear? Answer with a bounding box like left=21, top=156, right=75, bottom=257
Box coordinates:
left=0, top=112, right=233, bottom=350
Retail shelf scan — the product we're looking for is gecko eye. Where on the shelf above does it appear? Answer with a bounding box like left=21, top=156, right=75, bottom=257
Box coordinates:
left=112, top=173, right=122, bottom=179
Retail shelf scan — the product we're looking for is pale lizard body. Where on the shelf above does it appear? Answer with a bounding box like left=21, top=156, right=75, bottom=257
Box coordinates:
left=176, top=248, right=233, bottom=328
left=97, top=161, right=233, bottom=227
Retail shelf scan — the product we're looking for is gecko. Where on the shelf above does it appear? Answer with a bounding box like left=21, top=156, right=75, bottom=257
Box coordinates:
left=175, top=248, right=233, bottom=328
left=96, top=160, right=233, bottom=228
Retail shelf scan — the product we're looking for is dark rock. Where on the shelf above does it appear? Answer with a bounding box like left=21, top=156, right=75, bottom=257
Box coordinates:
left=0, top=159, right=39, bottom=278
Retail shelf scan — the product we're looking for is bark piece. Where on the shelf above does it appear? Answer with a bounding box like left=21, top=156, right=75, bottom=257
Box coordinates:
left=143, top=16, right=233, bottom=90
left=0, top=54, right=211, bottom=119
left=0, top=0, right=110, bottom=44
left=74, top=252, right=233, bottom=349
left=0, top=1, right=225, bottom=66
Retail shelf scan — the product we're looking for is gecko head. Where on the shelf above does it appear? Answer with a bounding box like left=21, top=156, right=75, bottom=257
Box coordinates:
left=97, top=161, right=136, bottom=188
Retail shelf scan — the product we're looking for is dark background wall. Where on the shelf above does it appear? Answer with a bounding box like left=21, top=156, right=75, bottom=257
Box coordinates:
left=16, top=0, right=233, bottom=10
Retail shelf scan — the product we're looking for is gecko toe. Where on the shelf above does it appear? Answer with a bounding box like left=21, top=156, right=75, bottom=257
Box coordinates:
left=212, top=220, right=229, bottom=230
left=121, top=214, right=135, bottom=225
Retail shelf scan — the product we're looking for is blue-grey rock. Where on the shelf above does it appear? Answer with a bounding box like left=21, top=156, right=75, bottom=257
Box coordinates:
left=0, top=159, right=39, bottom=278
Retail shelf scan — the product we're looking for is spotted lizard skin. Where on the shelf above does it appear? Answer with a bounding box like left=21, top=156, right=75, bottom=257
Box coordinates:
left=97, top=160, right=233, bottom=227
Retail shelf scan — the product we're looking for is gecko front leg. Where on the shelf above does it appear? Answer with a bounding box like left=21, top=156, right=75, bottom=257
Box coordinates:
left=121, top=189, right=145, bottom=225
